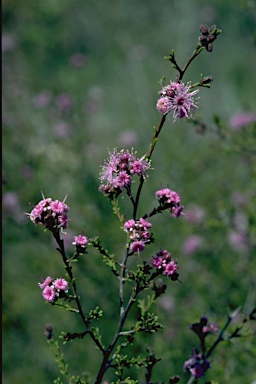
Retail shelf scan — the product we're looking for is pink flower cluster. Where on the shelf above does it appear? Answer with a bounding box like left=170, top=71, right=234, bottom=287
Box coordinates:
left=72, top=234, right=88, bottom=247
left=202, top=322, right=218, bottom=334
left=156, top=81, right=199, bottom=120
left=124, top=218, right=153, bottom=254
left=152, top=250, right=179, bottom=280
left=184, top=349, right=210, bottom=379
left=38, top=276, right=69, bottom=302
left=72, top=234, right=88, bottom=254
left=155, top=188, right=183, bottom=217
left=28, top=195, right=69, bottom=230
left=99, top=149, right=150, bottom=197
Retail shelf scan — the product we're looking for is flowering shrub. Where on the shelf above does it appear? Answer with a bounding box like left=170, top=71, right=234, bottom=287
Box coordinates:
left=26, top=24, right=256, bottom=384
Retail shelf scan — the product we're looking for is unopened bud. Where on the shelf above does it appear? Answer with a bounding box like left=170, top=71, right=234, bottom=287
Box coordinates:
left=209, top=24, right=217, bottom=34
left=200, top=76, right=213, bottom=85
left=208, top=34, right=216, bottom=42
left=200, top=24, right=209, bottom=35
left=44, top=323, right=53, bottom=339
left=206, top=43, right=213, bottom=52
left=199, top=36, right=208, bottom=45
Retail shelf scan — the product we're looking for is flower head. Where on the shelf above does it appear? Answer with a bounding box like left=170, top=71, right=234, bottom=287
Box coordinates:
left=156, top=81, right=199, bottom=121
left=130, top=240, right=145, bottom=253
left=53, top=278, right=69, bottom=292
left=39, top=276, right=53, bottom=289
left=38, top=275, right=69, bottom=302
left=152, top=250, right=179, bottom=280
left=184, top=349, right=210, bottom=378
left=155, top=187, right=184, bottom=218
left=42, top=286, right=56, bottom=302
left=72, top=235, right=88, bottom=247
left=156, top=96, right=172, bottom=114
left=72, top=234, right=88, bottom=254
left=124, top=218, right=153, bottom=254
left=163, top=260, right=179, bottom=277
left=26, top=193, right=69, bottom=231
left=50, top=200, right=69, bottom=215
left=99, top=149, right=150, bottom=198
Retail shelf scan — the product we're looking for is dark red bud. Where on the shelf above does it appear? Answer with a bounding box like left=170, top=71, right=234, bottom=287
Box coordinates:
left=200, top=24, right=209, bottom=35
left=208, top=34, right=216, bottom=42
left=199, top=36, right=208, bottom=44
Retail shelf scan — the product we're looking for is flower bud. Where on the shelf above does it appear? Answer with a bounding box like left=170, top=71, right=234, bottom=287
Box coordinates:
left=200, top=76, right=213, bottom=85
left=200, top=24, right=209, bottom=35
left=44, top=324, right=54, bottom=339
left=199, top=36, right=208, bottom=45
left=209, top=24, right=217, bottom=34
left=206, top=43, right=213, bottom=52
left=208, top=34, right=216, bottom=42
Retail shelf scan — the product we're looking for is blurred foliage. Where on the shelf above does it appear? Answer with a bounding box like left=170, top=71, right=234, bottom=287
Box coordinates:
left=2, top=0, right=256, bottom=383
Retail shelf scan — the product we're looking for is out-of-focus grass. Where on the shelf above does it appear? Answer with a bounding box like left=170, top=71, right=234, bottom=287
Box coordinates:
left=2, top=0, right=256, bottom=383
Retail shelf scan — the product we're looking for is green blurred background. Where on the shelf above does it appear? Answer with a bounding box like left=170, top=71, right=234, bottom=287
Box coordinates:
left=2, top=0, right=256, bottom=383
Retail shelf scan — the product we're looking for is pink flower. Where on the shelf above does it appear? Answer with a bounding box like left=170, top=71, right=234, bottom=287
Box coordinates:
left=33, top=91, right=52, bottom=108
left=155, top=187, right=183, bottom=218
left=53, top=278, right=68, bottom=291
left=56, top=93, right=72, bottom=112
left=171, top=85, right=199, bottom=120
left=152, top=250, right=179, bottom=280
left=155, top=188, right=181, bottom=204
left=156, top=81, right=199, bottom=120
left=183, top=235, right=203, bottom=256
left=2, top=192, right=20, bottom=214
left=72, top=235, right=88, bottom=247
left=184, top=205, right=205, bottom=225
left=38, top=197, right=52, bottom=207
left=116, top=171, right=131, bottom=187
left=190, top=364, right=205, bottom=378
left=152, top=256, right=164, bottom=269
left=27, top=194, right=69, bottom=230
left=155, top=188, right=171, bottom=200
left=124, top=219, right=136, bottom=231
left=130, top=240, right=145, bottom=253
left=230, top=111, right=256, bottom=131
left=42, top=286, right=56, bottom=302
left=29, top=204, right=44, bottom=223
left=163, top=260, right=179, bottom=277
left=58, top=213, right=69, bottom=229
left=99, top=149, right=150, bottom=196
left=39, top=275, right=69, bottom=302
left=50, top=200, right=69, bottom=215
left=124, top=218, right=153, bottom=252
left=156, top=96, right=172, bottom=114
left=202, top=323, right=218, bottom=334
left=138, top=218, right=152, bottom=229
left=39, top=276, right=53, bottom=289
left=184, top=350, right=210, bottom=378
left=171, top=205, right=183, bottom=218
left=228, top=231, right=250, bottom=252
left=167, top=191, right=180, bottom=204
left=130, top=157, right=149, bottom=177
